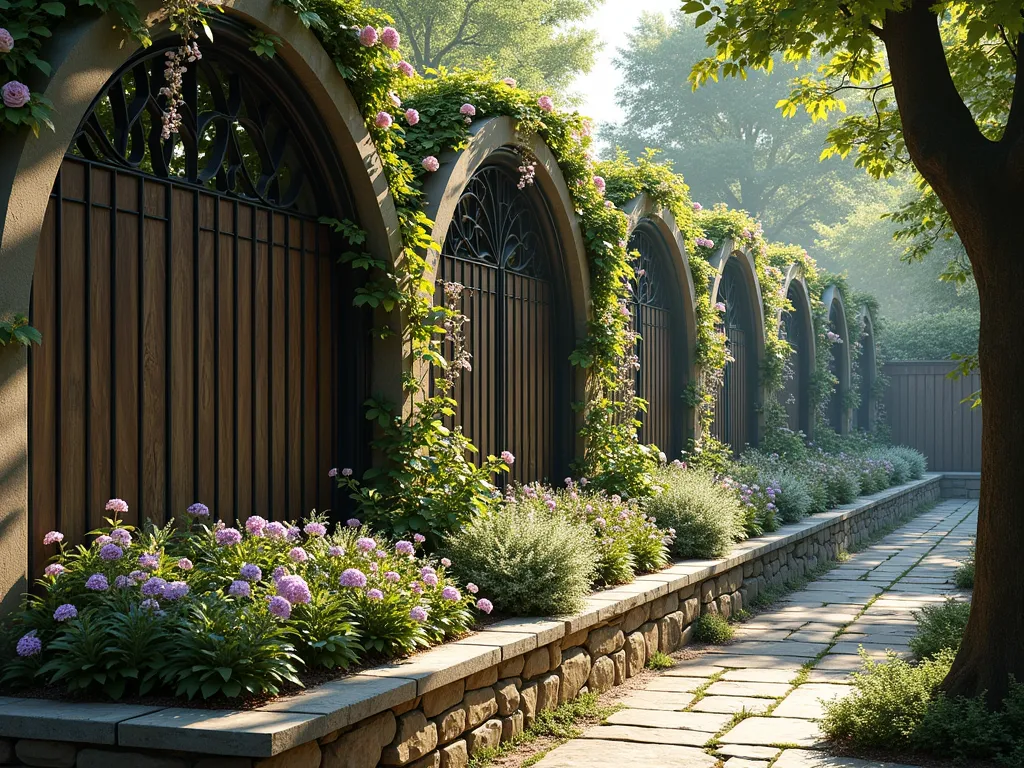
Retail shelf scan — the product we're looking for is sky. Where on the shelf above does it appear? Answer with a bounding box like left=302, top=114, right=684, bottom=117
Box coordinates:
left=571, top=0, right=682, bottom=129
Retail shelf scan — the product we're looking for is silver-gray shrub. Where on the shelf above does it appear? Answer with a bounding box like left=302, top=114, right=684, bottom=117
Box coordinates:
left=644, top=468, right=742, bottom=559
left=444, top=502, right=598, bottom=616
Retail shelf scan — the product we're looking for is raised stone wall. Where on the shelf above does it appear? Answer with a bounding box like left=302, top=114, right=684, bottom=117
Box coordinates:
left=0, top=476, right=941, bottom=768
left=940, top=472, right=981, bottom=499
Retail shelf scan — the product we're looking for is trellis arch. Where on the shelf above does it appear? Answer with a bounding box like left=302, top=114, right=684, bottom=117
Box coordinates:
left=421, top=117, right=590, bottom=483
left=0, top=0, right=401, bottom=599
left=856, top=306, right=878, bottom=432
left=708, top=245, right=767, bottom=452
left=778, top=265, right=816, bottom=438
left=620, top=194, right=700, bottom=456
left=821, top=285, right=852, bottom=434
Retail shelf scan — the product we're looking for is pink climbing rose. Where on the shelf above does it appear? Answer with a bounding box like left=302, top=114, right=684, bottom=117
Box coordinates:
left=397, top=60, right=415, bottom=77
left=2, top=81, right=30, bottom=109
left=380, top=26, right=400, bottom=50
left=405, top=108, right=420, bottom=126
left=422, top=156, right=440, bottom=172
left=460, top=103, right=476, bottom=116
left=537, top=95, right=554, bottom=112
left=0, top=29, right=14, bottom=53
left=593, top=175, right=606, bottom=194
left=358, top=26, right=378, bottom=46
left=375, top=111, right=393, bottom=129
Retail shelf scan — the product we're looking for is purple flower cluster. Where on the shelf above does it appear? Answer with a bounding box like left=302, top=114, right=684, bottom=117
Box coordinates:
left=54, top=604, right=77, bottom=622
left=266, top=521, right=287, bottom=539
left=303, top=522, right=326, bottom=537
left=16, top=631, right=41, bottom=658
left=105, top=498, right=129, bottom=514
left=186, top=502, right=209, bottom=517
left=138, top=553, right=159, bottom=570
left=44, top=563, right=65, bottom=578
left=141, top=577, right=167, bottom=597
left=100, top=543, right=123, bottom=561
left=240, top=563, right=262, bottom=582
left=229, top=580, right=251, bottom=597
left=356, top=536, right=376, bottom=552
left=339, top=568, right=367, bottom=588
left=163, top=581, right=189, bottom=600
left=246, top=516, right=268, bottom=536
left=268, top=595, right=291, bottom=619
left=85, top=574, right=109, bottom=591
left=276, top=575, right=311, bottom=605
left=110, top=528, right=132, bottom=546
left=178, top=558, right=193, bottom=571
left=395, top=540, right=415, bottom=556
left=216, top=527, right=242, bottom=546
left=289, top=547, right=309, bottom=563
left=43, top=531, right=64, bottom=546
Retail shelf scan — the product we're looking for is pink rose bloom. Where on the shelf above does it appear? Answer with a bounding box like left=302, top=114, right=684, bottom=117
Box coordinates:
left=692, top=202, right=703, bottom=211
left=0, top=29, right=13, bottom=54
left=178, top=557, right=193, bottom=571
left=502, top=77, right=517, bottom=87
left=389, top=91, right=402, bottom=108
left=380, top=26, right=400, bottom=50
left=500, top=450, right=515, bottom=465
left=328, top=467, right=338, bottom=478
left=375, top=111, right=393, bottom=129
left=43, top=531, right=64, bottom=546
left=460, top=103, right=476, bottom=116
left=405, top=108, right=420, bottom=126
left=397, top=60, right=415, bottom=77
left=105, top=498, right=129, bottom=514
left=421, top=156, right=440, bottom=172
left=593, top=176, right=606, bottom=194
left=44, top=563, right=65, bottom=578
left=476, top=598, right=494, bottom=614
left=342, top=468, right=353, bottom=477
left=537, top=95, right=554, bottom=112
left=358, top=25, right=378, bottom=46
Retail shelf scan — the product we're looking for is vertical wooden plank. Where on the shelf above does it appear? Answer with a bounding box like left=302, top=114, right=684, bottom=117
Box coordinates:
left=253, top=208, right=270, bottom=519
left=196, top=194, right=216, bottom=508
left=287, top=217, right=303, bottom=518
left=270, top=213, right=287, bottom=518
left=114, top=172, right=140, bottom=528
left=302, top=220, right=318, bottom=515
left=29, top=191, right=59, bottom=577
left=169, top=187, right=194, bottom=518
left=217, top=199, right=236, bottom=518
left=318, top=230, right=334, bottom=508
left=88, top=166, right=112, bottom=530
left=141, top=180, right=168, bottom=523
left=59, top=162, right=87, bottom=545
left=235, top=204, right=254, bottom=519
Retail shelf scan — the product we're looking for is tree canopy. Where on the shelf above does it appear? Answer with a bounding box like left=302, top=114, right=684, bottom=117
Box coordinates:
left=375, top=0, right=604, bottom=91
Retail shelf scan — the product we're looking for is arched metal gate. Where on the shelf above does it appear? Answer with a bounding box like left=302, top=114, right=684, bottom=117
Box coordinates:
left=628, top=221, right=685, bottom=455
left=436, top=154, right=572, bottom=483
left=828, top=303, right=846, bottom=432
left=711, top=261, right=756, bottom=452
left=780, top=284, right=810, bottom=435
left=28, top=22, right=364, bottom=576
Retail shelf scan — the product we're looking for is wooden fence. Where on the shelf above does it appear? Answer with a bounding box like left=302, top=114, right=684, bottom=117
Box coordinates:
left=884, top=361, right=982, bottom=472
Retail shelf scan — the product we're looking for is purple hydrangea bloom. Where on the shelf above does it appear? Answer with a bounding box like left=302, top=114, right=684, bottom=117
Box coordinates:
left=440, top=558, right=451, bottom=568
left=476, top=598, right=494, bottom=614
left=138, top=553, right=159, bottom=570
left=216, top=527, right=242, bottom=547
left=423, top=573, right=439, bottom=587
left=410, top=581, right=423, bottom=595
left=178, top=558, right=193, bottom=571
left=466, top=583, right=479, bottom=594
left=110, top=528, right=132, bottom=546
left=380, top=26, right=400, bottom=49
left=339, top=568, right=367, bottom=588
left=95, top=535, right=113, bottom=546
left=397, top=60, right=415, bottom=77
left=303, top=522, right=327, bottom=537
left=500, top=451, right=515, bottom=465
left=100, top=543, right=123, bottom=561
left=114, top=575, right=132, bottom=589
left=366, top=588, right=384, bottom=601
left=163, top=581, right=189, bottom=600
left=328, top=467, right=338, bottom=478
left=395, top=540, right=415, bottom=556
left=410, top=606, right=428, bottom=622
left=346, top=518, right=361, bottom=528
left=105, top=498, right=129, bottom=514
left=265, top=521, right=287, bottom=539
left=0, top=29, right=15, bottom=54
left=141, top=577, right=167, bottom=597
left=268, top=595, right=291, bottom=619
left=140, top=598, right=160, bottom=611
left=246, top=516, right=268, bottom=536
left=186, top=502, right=209, bottom=517
left=240, top=563, right=262, bottom=582
left=85, top=573, right=109, bottom=591
left=358, top=25, right=378, bottom=46
left=289, top=547, right=309, bottom=563
left=16, top=631, right=41, bottom=658
left=413, top=534, right=426, bottom=544
left=43, top=531, right=64, bottom=546
left=54, top=604, right=78, bottom=622
left=286, top=527, right=302, bottom=542
left=276, top=575, right=311, bottom=604
left=272, top=566, right=287, bottom=581
left=441, top=586, right=460, bottom=601
left=460, top=103, right=476, bottom=116
left=44, top=563, right=65, bottom=578
left=356, top=537, right=376, bottom=552
left=420, top=566, right=436, bottom=578
left=228, top=580, right=251, bottom=597
left=130, top=569, right=147, bottom=582
left=328, top=546, right=344, bottom=557
left=384, top=571, right=401, bottom=583
left=341, top=468, right=353, bottom=477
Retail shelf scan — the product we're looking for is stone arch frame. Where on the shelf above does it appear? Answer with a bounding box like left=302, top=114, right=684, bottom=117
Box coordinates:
left=778, top=264, right=817, bottom=439
left=0, top=0, right=402, bottom=611
left=821, top=285, right=853, bottom=435
left=708, top=242, right=768, bottom=449
left=620, top=193, right=700, bottom=451
left=856, top=306, right=878, bottom=432
left=421, top=116, right=592, bottom=466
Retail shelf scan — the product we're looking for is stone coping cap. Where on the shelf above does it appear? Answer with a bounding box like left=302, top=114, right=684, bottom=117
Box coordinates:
left=0, top=475, right=939, bottom=757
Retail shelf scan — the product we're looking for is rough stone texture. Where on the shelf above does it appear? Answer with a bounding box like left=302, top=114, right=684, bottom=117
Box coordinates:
left=586, top=626, right=624, bottom=657
left=547, top=641, right=562, bottom=672
left=463, top=666, right=498, bottom=691
left=611, top=649, right=626, bottom=686
left=621, top=605, right=649, bottom=634
left=562, top=629, right=589, bottom=649
left=649, top=592, right=678, bottom=620
left=253, top=742, right=321, bottom=768
left=465, top=720, right=502, bottom=756
left=391, top=697, right=422, bottom=717
left=380, top=711, right=438, bottom=766
left=494, top=679, right=520, bottom=716
left=587, top=655, right=615, bottom=695
left=625, top=631, right=647, bottom=678
left=700, top=580, right=716, bottom=603
left=658, top=611, right=684, bottom=653
left=422, top=681, right=465, bottom=719
left=731, top=591, right=744, bottom=615
left=434, top=706, right=467, bottom=745
left=717, top=594, right=733, bottom=620
left=537, top=673, right=561, bottom=712
left=193, top=760, right=252, bottom=768
left=500, top=711, right=524, bottom=742
left=77, top=751, right=190, bottom=768
left=462, top=688, right=498, bottom=729
left=519, top=682, right=538, bottom=728
left=639, top=621, right=659, bottom=659
left=702, top=599, right=720, bottom=617
left=405, top=752, right=440, bottom=768
left=439, top=741, right=468, bottom=768
left=14, top=740, right=78, bottom=768
left=497, top=655, right=525, bottom=679
left=322, top=711, right=397, bottom=768
left=522, top=648, right=550, bottom=680
left=558, top=648, right=592, bottom=704
left=531, top=739, right=718, bottom=767
left=682, top=597, right=700, bottom=625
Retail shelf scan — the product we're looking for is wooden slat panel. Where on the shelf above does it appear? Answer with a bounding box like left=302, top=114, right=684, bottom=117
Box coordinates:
left=270, top=213, right=287, bottom=518
left=253, top=208, right=270, bottom=519
left=169, top=186, right=194, bottom=518
left=302, top=220, right=317, bottom=515
left=216, top=199, right=236, bottom=518
left=287, top=218, right=303, bottom=518
left=141, top=180, right=168, bottom=523
left=88, top=165, right=112, bottom=531
left=235, top=204, right=254, bottom=520
left=196, top=193, right=216, bottom=509
left=114, top=173, right=141, bottom=527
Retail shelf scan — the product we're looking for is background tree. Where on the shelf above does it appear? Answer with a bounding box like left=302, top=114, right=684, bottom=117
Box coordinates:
left=603, top=12, right=869, bottom=245
left=686, top=0, right=1023, bottom=705
left=376, top=0, right=603, bottom=91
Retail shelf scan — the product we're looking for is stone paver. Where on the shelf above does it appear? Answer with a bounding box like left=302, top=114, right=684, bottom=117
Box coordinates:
left=534, top=499, right=976, bottom=768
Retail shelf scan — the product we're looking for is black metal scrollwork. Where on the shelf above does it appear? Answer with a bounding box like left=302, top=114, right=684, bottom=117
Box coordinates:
left=71, top=37, right=313, bottom=213
left=445, top=163, right=550, bottom=278
left=627, top=224, right=673, bottom=309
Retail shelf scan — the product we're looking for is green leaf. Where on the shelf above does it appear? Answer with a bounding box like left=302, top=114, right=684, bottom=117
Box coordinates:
left=39, top=1, right=64, bottom=14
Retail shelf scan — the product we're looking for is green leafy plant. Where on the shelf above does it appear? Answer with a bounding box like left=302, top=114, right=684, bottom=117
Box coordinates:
left=287, top=591, right=362, bottom=670
left=646, top=651, right=674, bottom=670
left=37, top=610, right=125, bottom=698
left=909, top=599, right=971, bottom=661
left=691, top=612, right=734, bottom=644
left=0, top=314, right=41, bottom=348
left=954, top=543, right=975, bottom=589
left=645, top=466, right=741, bottom=559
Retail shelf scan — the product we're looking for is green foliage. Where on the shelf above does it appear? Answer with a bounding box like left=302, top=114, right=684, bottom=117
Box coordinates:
left=444, top=501, right=598, bottom=616
left=883, top=446, right=926, bottom=480
left=909, top=599, right=971, bottom=661
left=286, top=591, right=362, bottom=670
left=375, top=0, right=602, bottom=92
left=646, top=651, right=675, bottom=670
left=878, top=308, right=980, bottom=362
left=692, top=612, right=734, bottom=644
left=954, top=543, right=975, bottom=589
left=739, top=450, right=814, bottom=523
left=645, top=466, right=741, bottom=559
left=0, top=314, right=42, bottom=348
left=36, top=610, right=126, bottom=698
left=531, top=692, right=607, bottom=739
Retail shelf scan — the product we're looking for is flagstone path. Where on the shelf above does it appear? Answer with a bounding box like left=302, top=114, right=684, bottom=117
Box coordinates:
left=534, top=498, right=978, bottom=768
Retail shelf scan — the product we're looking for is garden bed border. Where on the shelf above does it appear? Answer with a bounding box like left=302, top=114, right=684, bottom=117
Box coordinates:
left=0, top=474, right=944, bottom=767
